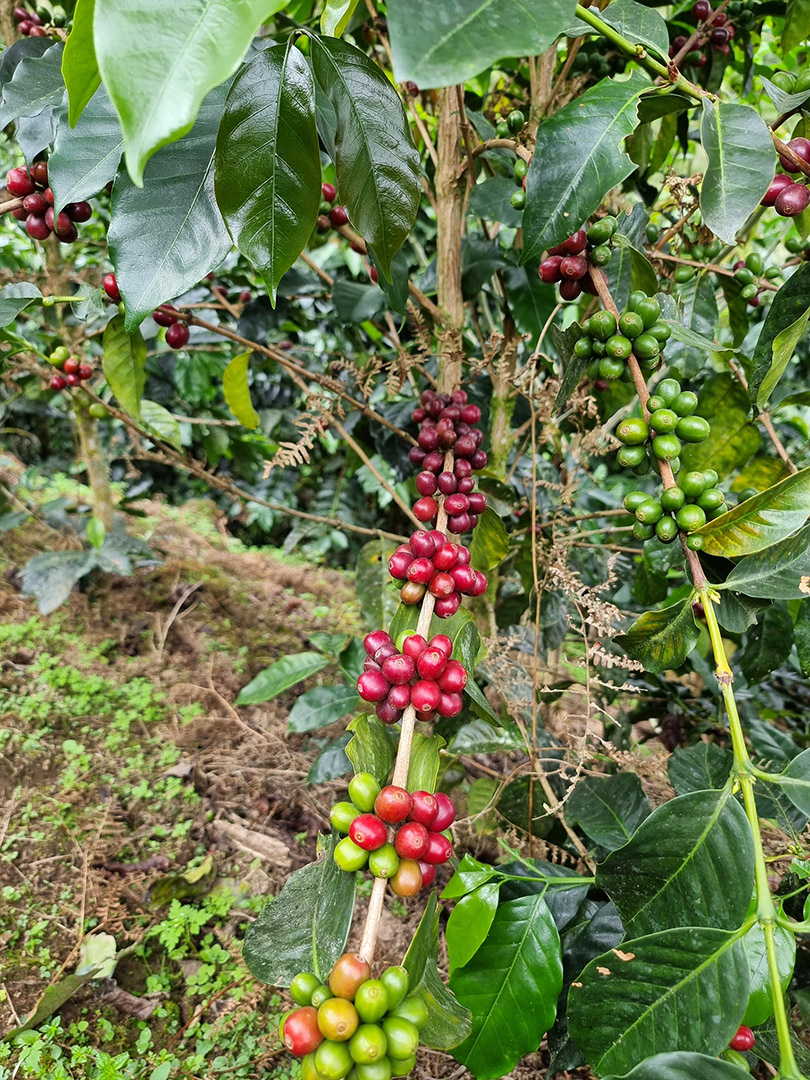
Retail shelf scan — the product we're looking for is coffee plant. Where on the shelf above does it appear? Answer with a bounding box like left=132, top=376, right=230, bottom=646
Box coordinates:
left=6, top=0, right=810, bottom=1078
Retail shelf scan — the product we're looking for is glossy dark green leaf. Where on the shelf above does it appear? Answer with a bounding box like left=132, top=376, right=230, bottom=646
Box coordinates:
left=406, top=732, right=445, bottom=793
left=596, top=790, right=753, bottom=937
left=497, top=861, right=590, bottom=931
left=637, top=89, right=695, bottom=124
left=601, top=1052, right=756, bottom=1080
left=567, top=927, right=749, bottom=1076
left=49, top=84, right=123, bottom=210
left=446, top=883, right=500, bottom=972
left=772, top=747, right=810, bottom=817
left=469, top=507, right=509, bottom=573
left=140, top=400, right=182, bottom=450
left=355, top=540, right=400, bottom=631
left=21, top=550, right=97, bottom=615
left=450, top=893, right=563, bottom=1079
left=522, top=70, right=649, bottom=264
left=667, top=744, right=732, bottom=797
left=215, top=45, right=320, bottom=305
left=307, top=734, right=351, bottom=784
left=101, top=315, right=146, bottom=418
left=441, top=854, right=497, bottom=900
left=287, top=684, right=359, bottom=734
left=0, top=38, right=52, bottom=90
left=222, top=351, right=260, bottom=429
left=243, top=833, right=355, bottom=985
left=784, top=0, right=810, bottom=51
left=695, top=467, right=810, bottom=557
left=552, top=322, right=590, bottom=411
left=447, top=717, right=525, bottom=756
left=468, top=176, right=523, bottom=229
left=321, top=0, right=361, bottom=36
left=0, top=283, right=42, bottom=327
left=566, top=773, right=650, bottom=851
left=109, top=83, right=232, bottom=331
left=660, top=277, right=719, bottom=378
left=796, top=599, right=810, bottom=676
left=699, top=101, right=775, bottom=244
left=402, top=892, right=473, bottom=1051
left=0, top=42, right=63, bottom=128
left=502, top=264, right=558, bottom=350
left=236, top=652, right=331, bottom=705
left=721, top=523, right=810, bottom=599
left=95, top=0, right=285, bottom=185
left=387, top=0, right=578, bottom=88
left=741, top=918, right=795, bottom=1027
left=345, top=713, right=396, bottom=785
left=311, top=36, right=420, bottom=280
left=615, top=600, right=699, bottom=675
left=750, top=264, right=810, bottom=408
left=332, top=280, right=385, bottom=323
left=61, top=0, right=99, bottom=126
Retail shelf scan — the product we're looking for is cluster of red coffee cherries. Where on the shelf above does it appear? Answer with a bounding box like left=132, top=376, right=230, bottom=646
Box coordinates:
left=317, top=181, right=350, bottom=233
left=761, top=139, right=810, bottom=218
left=13, top=6, right=47, bottom=35
left=332, top=772, right=455, bottom=893
left=102, top=273, right=191, bottom=349
left=388, top=530, right=487, bottom=615
left=408, top=389, right=488, bottom=535
left=6, top=162, right=92, bottom=243
left=538, top=228, right=601, bottom=302
left=670, top=2, right=735, bottom=65
left=49, top=356, right=93, bottom=390
left=357, top=630, right=467, bottom=723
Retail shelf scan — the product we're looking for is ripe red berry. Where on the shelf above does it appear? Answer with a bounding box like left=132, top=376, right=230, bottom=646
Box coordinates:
left=451, top=565, right=476, bottom=592
left=25, top=213, right=50, bottom=240
left=560, top=255, right=588, bottom=280
left=29, top=159, right=47, bottom=185
left=381, top=654, right=416, bottom=686
left=358, top=670, right=390, bottom=702
left=437, top=691, right=463, bottom=717
left=415, top=471, right=437, bottom=496
left=408, top=446, right=426, bottom=466
left=349, top=813, right=388, bottom=851
left=411, top=679, right=441, bottom=714
left=153, top=305, right=178, bottom=327
left=418, top=860, right=436, bottom=887
left=436, top=471, right=457, bottom=495
left=409, top=530, right=436, bottom=557
left=165, top=322, right=190, bottom=349
left=423, top=451, right=444, bottom=473
left=77, top=363, right=93, bottom=380
left=561, top=228, right=587, bottom=255
left=709, top=25, right=729, bottom=44
left=776, top=183, right=810, bottom=216
left=329, top=205, right=349, bottom=227
left=539, top=256, right=563, bottom=283
left=52, top=210, right=73, bottom=236
left=692, top=0, right=711, bottom=19
left=406, top=557, right=434, bottom=585
left=468, top=492, right=487, bottom=514
left=6, top=167, right=34, bottom=196
left=447, top=513, right=471, bottom=535
left=102, top=273, right=121, bottom=302
left=283, top=1007, right=323, bottom=1056
left=401, top=633, right=427, bottom=660
left=374, top=785, right=413, bottom=823
left=395, top=821, right=429, bottom=859
left=388, top=550, right=413, bottom=579
left=22, top=193, right=46, bottom=214
left=65, top=200, right=92, bottom=222
left=377, top=700, right=402, bottom=724
left=761, top=173, right=793, bottom=206
left=434, top=593, right=461, bottom=618
left=455, top=546, right=471, bottom=567
left=729, top=1026, right=755, bottom=1052
left=433, top=543, right=459, bottom=570
left=432, top=792, right=456, bottom=831
left=429, top=634, right=453, bottom=657
left=321, top=181, right=337, bottom=203
left=423, top=831, right=453, bottom=864
left=364, top=630, right=392, bottom=657
left=559, top=279, right=583, bottom=301
left=470, top=450, right=487, bottom=470
left=780, top=137, right=810, bottom=173
left=387, top=683, right=411, bottom=710
left=416, top=648, right=448, bottom=680
left=63, top=357, right=80, bottom=375
left=42, top=187, right=53, bottom=205
left=470, top=571, right=488, bottom=597
left=413, top=497, right=438, bottom=522
left=409, top=791, right=439, bottom=827
left=438, top=660, right=467, bottom=693
left=49, top=374, right=67, bottom=390
left=429, top=572, right=455, bottom=598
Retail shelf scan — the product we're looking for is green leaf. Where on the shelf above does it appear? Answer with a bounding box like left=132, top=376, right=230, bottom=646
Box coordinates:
left=450, top=893, right=563, bottom=1080
left=566, top=773, right=650, bottom=851
left=469, top=507, right=509, bottom=573
left=442, top=853, right=497, bottom=900
left=660, top=278, right=720, bottom=378
left=94, top=0, right=286, bottom=185
left=446, top=883, right=500, bottom=971
left=61, top=0, right=99, bottom=126
left=615, top=600, right=699, bottom=675
left=567, top=927, right=749, bottom=1077
left=222, top=351, right=260, bottom=429
left=771, top=747, right=810, bottom=817
left=49, top=85, right=123, bottom=210
left=406, top=732, right=446, bottom=793
left=667, top=744, right=732, bottom=796
left=311, top=37, right=420, bottom=280
left=101, top=315, right=146, bottom=418
left=699, top=101, right=775, bottom=244
left=796, top=599, right=810, bottom=677
left=287, top=683, right=359, bottom=733
left=321, top=0, right=360, bottom=36
left=140, top=400, right=182, bottom=450
left=720, top=523, right=810, bottom=599
left=552, top=322, right=591, bottom=412
left=109, top=83, right=233, bottom=331
left=402, top=893, right=473, bottom=1051
left=784, top=0, right=810, bottom=51
left=215, top=45, right=320, bottom=306
left=0, top=42, right=64, bottom=129
left=345, top=714, right=396, bottom=785
left=86, top=517, right=105, bottom=550
left=601, top=1052, right=756, bottom=1080
left=522, top=70, right=649, bottom=264
left=243, top=833, right=355, bottom=985
left=694, top=467, right=810, bottom=557
left=448, top=717, right=526, bottom=756
left=355, top=541, right=400, bottom=632
left=387, top=0, right=578, bottom=88
left=597, top=790, right=753, bottom=937
left=677, top=373, right=760, bottom=479
left=750, top=265, right=810, bottom=408
left=611, top=235, right=658, bottom=299
left=236, top=652, right=331, bottom=705
left=21, top=550, right=97, bottom=615
left=307, top=734, right=351, bottom=784
left=741, top=918, right=795, bottom=1027
left=0, top=282, right=42, bottom=327
left=637, top=89, right=695, bottom=124
left=469, top=175, right=523, bottom=229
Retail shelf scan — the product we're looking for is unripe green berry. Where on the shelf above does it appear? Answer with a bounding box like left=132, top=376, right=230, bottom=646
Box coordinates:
left=745, top=251, right=764, bottom=275
left=495, top=121, right=510, bottom=139
left=510, top=190, right=526, bottom=210
left=633, top=333, right=660, bottom=360
left=312, top=985, right=335, bottom=1008
left=513, top=159, right=527, bottom=182
left=660, top=486, right=686, bottom=512
left=617, top=445, right=647, bottom=468
left=676, top=415, right=711, bottom=442
left=679, top=470, right=707, bottom=497
left=349, top=773, right=381, bottom=813
left=587, top=219, right=614, bottom=246
left=624, top=491, right=650, bottom=511
left=619, top=311, right=644, bottom=339
left=291, top=972, right=323, bottom=1006
left=676, top=504, right=707, bottom=531
left=645, top=223, right=659, bottom=243
left=646, top=395, right=666, bottom=413
left=606, top=333, right=632, bottom=359
left=652, top=433, right=682, bottom=460
left=368, top=843, right=400, bottom=879
left=335, top=837, right=370, bottom=872
left=381, top=1019, right=419, bottom=1060
left=590, top=310, right=618, bottom=341
left=635, top=297, right=661, bottom=327
left=574, top=336, right=593, bottom=359
left=599, top=356, right=625, bottom=381
left=390, top=995, right=428, bottom=1029
left=590, top=244, right=612, bottom=266
left=674, top=265, right=695, bottom=284
left=616, top=417, right=650, bottom=445
left=672, top=391, right=698, bottom=416
left=331, top=802, right=360, bottom=834
left=635, top=499, right=663, bottom=524
left=647, top=321, right=672, bottom=344
left=656, top=516, right=678, bottom=542
left=657, top=378, right=681, bottom=403
left=628, top=290, right=649, bottom=311
left=390, top=1055, right=417, bottom=1077
left=633, top=521, right=655, bottom=540
left=702, top=469, right=720, bottom=487
left=650, top=408, right=679, bottom=433
left=349, top=1024, right=389, bottom=1064
left=697, top=487, right=725, bottom=511
left=507, top=109, right=525, bottom=133
left=380, top=967, right=409, bottom=1010
left=315, top=1040, right=355, bottom=1080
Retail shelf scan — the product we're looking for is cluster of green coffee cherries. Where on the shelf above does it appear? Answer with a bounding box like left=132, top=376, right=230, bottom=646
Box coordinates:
left=624, top=467, right=726, bottom=548
left=579, top=292, right=672, bottom=383
left=616, top=376, right=710, bottom=469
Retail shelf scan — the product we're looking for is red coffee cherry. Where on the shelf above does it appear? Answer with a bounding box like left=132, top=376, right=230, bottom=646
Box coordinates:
left=415, top=471, right=438, bottom=496
left=166, top=322, right=190, bottom=349
left=6, top=166, right=34, bottom=196
left=65, top=200, right=92, bottom=222
left=418, top=860, right=436, bottom=887
left=77, top=363, right=93, bottom=380
left=451, top=565, right=476, bottom=592
left=283, top=1007, right=324, bottom=1056
left=413, top=497, right=438, bottom=522
left=559, top=255, right=588, bottom=280
left=560, top=228, right=587, bottom=254
left=761, top=173, right=793, bottom=206
left=437, top=691, right=463, bottom=717
left=433, top=542, right=459, bottom=570
left=395, top=822, right=429, bottom=860
left=387, top=683, right=411, bottom=710
left=429, top=634, right=453, bottom=657
left=375, top=785, right=413, bottom=823
left=65, top=373, right=81, bottom=386
left=376, top=700, right=402, bottom=724
left=401, top=633, right=427, bottom=659
left=153, top=305, right=178, bottom=327
left=358, top=670, right=390, bottom=702
left=417, top=648, right=448, bottom=680
left=329, top=205, right=349, bottom=227
left=429, top=572, right=455, bottom=598
left=364, top=630, right=392, bottom=657
left=349, top=814, right=388, bottom=851
left=411, top=679, right=441, bottom=714
left=409, top=529, right=436, bottom=556
left=423, top=831, right=453, bottom=864
left=329, top=954, right=371, bottom=1000
left=63, top=357, right=80, bottom=375
left=539, top=256, right=563, bottom=283
left=29, top=159, right=47, bottom=185
left=388, top=549, right=413, bottom=579
left=776, top=183, right=810, bottom=216
left=25, top=214, right=51, bottom=239
left=729, top=1026, right=755, bottom=1052
left=779, top=137, right=810, bottom=173
left=22, top=192, right=46, bottom=214
left=321, top=181, right=337, bottom=203
left=407, top=557, right=434, bottom=585
left=560, top=279, right=583, bottom=301
left=102, top=273, right=121, bottom=301
left=434, top=593, right=461, bottom=618
left=432, top=792, right=456, bottom=831
left=49, top=374, right=67, bottom=390
left=437, top=660, right=467, bottom=693
left=381, top=654, right=416, bottom=685
left=409, top=791, right=439, bottom=827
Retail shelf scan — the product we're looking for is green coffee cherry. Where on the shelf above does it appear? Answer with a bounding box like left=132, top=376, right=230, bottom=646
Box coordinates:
left=619, top=311, right=644, bottom=339
left=88, top=403, right=110, bottom=420
left=349, top=1024, right=389, bottom=1064
left=709, top=502, right=729, bottom=520
left=705, top=239, right=722, bottom=259
left=616, top=417, right=650, bottom=445
left=606, top=334, right=632, bottom=359
left=679, top=471, right=707, bottom=497
left=349, top=773, right=381, bottom=812
left=510, top=190, right=526, bottom=210
left=676, top=416, right=710, bottom=443
left=674, top=266, right=694, bottom=284
left=647, top=321, right=672, bottom=344
left=741, top=283, right=758, bottom=300
left=624, top=491, right=650, bottom=511
left=628, top=290, right=649, bottom=311
left=770, top=70, right=796, bottom=93
left=587, top=218, right=615, bottom=246
left=599, top=357, right=625, bottom=381
left=357, top=1060, right=393, bottom=1080
left=649, top=408, right=678, bottom=433
left=702, top=469, right=720, bottom=487
left=354, top=982, right=390, bottom=1025
left=661, top=486, right=686, bottom=512
left=744, top=251, right=764, bottom=275
left=672, top=391, right=698, bottom=416
left=507, top=109, right=525, bottom=133
left=316, top=1040, right=355, bottom=1080
left=785, top=234, right=805, bottom=254
left=590, top=310, right=618, bottom=341
left=633, top=333, right=660, bottom=360
left=656, top=516, right=678, bottom=542
left=312, top=985, right=335, bottom=1008
left=381, top=1019, right=419, bottom=1060
left=617, top=445, right=647, bottom=467
left=335, top=837, right=369, bottom=872
left=691, top=244, right=705, bottom=261
left=587, top=360, right=601, bottom=379
left=697, top=488, right=725, bottom=511
left=657, top=378, right=681, bottom=403
left=574, top=336, right=593, bottom=359
left=652, top=433, right=682, bottom=460
left=495, top=121, right=510, bottom=139
left=368, top=843, right=400, bottom=879
left=646, top=395, right=666, bottom=413
left=676, top=504, right=707, bottom=531
left=635, top=499, right=663, bottom=524
left=302, top=1052, right=324, bottom=1080
left=513, top=159, right=528, bottom=183
left=380, top=967, right=409, bottom=1010
left=646, top=223, right=659, bottom=243
left=633, top=521, right=655, bottom=540
left=590, top=244, right=612, bottom=266
left=592, top=339, right=606, bottom=356
left=291, top=972, right=323, bottom=1006
left=331, top=802, right=360, bottom=833
left=391, top=996, right=428, bottom=1029
left=389, top=1055, right=417, bottom=1077
left=636, top=297, right=661, bottom=327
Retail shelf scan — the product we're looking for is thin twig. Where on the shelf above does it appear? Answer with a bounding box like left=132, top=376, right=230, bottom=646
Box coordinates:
left=331, top=416, right=420, bottom=527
